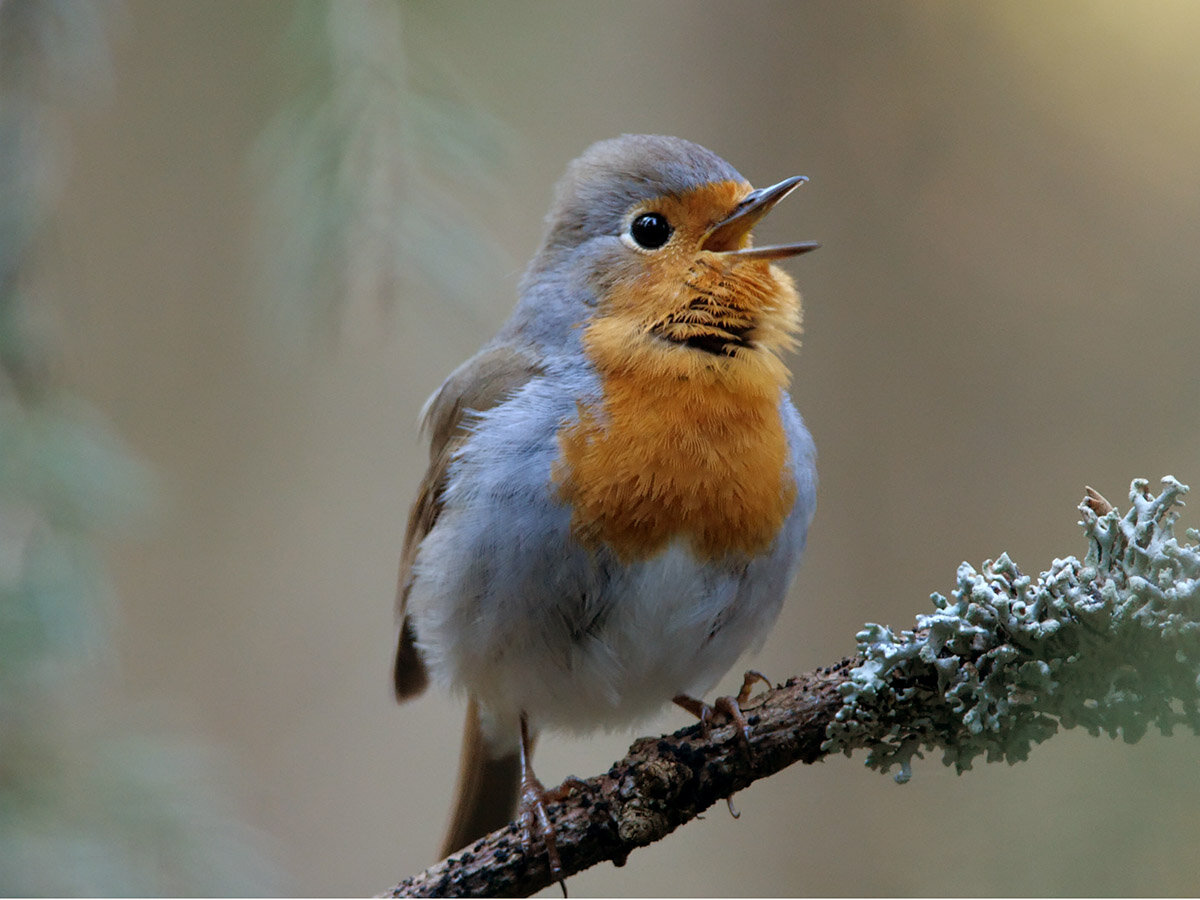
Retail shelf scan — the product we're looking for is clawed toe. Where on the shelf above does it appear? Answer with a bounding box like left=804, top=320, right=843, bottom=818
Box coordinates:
left=674, top=669, right=773, bottom=745
left=518, top=714, right=569, bottom=895
left=735, top=669, right=771, bottom=708
left=518, top=772, right=563, bottom=886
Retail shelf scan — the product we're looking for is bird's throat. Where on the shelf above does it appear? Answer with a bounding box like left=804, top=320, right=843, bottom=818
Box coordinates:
left=645, top=255, right=787, bottom=358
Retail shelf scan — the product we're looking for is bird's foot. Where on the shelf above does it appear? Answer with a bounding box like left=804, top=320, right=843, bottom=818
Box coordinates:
left=518, top=714, right=572, bottom=895
left=673, top=669, right=771, bottom=744
left=518, top=768, right=565, bottom=893
left=673, top=670, right=772, bottom=818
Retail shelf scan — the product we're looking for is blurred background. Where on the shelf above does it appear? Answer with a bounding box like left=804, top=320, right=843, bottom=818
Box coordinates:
left=4, top=0, right=1199, bottom=895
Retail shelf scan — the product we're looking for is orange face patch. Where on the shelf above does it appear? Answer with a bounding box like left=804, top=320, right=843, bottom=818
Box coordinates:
left=554, top=181, right=802, bottom=563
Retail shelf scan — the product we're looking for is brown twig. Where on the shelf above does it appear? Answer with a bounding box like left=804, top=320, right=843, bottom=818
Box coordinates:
left=380, top=657, right=862, bottom=898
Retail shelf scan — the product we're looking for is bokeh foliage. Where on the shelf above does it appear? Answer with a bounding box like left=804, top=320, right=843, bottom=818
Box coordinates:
left=252, top=0, right=511, bottom=350
left=1, top=2, right=276, bottom=893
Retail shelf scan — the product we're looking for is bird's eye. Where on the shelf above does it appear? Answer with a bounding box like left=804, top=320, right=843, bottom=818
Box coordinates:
left=630, top=213, right=673, bottom=250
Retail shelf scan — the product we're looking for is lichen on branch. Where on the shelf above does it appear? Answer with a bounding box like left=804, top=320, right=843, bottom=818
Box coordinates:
left=825, top=477, right=1200, bottom=783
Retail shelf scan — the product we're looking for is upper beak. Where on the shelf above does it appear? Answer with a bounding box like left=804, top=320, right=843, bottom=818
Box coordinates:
left=702, top=175, right=819, bottom=260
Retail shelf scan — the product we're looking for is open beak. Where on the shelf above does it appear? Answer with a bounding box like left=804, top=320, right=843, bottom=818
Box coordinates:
left=702, top=175, right=819, bottom=260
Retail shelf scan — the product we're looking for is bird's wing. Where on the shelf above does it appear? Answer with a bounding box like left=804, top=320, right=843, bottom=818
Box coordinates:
left=393, top=342, right=543, bottom=699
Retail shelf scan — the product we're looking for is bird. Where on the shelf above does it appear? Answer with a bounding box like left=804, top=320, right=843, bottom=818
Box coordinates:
left=393, top=134, right=818, bottom=883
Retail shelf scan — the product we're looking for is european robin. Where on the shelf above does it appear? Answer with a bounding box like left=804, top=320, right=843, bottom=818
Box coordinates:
left=393, top=134, right=818, bottom=882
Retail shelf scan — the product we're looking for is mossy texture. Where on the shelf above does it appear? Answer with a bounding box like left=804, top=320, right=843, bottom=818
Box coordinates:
left=824, top=478, right=1200, bottom=782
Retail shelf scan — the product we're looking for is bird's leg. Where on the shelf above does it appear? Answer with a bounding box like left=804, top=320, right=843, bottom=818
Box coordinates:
left=518, top=712, right=567, bottom=894
left=672, top=693, right=717, bottom=735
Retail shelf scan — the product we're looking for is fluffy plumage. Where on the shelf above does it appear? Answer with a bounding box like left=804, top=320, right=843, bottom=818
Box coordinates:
left=393, top=134, right=818, bottom=862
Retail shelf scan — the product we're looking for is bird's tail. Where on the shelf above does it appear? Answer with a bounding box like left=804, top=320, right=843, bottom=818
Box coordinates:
left=439, top=697, right=522, bottom=859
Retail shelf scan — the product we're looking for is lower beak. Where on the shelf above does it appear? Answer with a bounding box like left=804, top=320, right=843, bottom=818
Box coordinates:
left=702, top=175, right=819, bottom=260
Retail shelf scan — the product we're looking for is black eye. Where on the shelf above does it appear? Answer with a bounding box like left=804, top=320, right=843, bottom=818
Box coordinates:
left=630, top=213, right=673, bottom=249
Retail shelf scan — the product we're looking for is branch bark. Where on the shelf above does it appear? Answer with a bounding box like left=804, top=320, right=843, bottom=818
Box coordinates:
left=381, top=658, right=863, bottom=897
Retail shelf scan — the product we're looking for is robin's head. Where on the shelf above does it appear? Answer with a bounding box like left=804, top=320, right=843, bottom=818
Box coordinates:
left=525, top=135, right=816, bottom=388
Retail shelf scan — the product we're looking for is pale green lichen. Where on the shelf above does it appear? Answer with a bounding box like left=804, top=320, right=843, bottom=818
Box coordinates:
left=823, top=477, right=1200, bottom=783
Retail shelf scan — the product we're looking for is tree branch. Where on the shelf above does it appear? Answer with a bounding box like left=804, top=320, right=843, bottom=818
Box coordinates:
left=381, top=477, right=1200, bottom=897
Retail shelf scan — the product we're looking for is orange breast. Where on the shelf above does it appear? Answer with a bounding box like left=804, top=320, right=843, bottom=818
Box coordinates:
left=554, top=249, right=801, bottom=564
left=556, top=370, right=794, bottom=563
